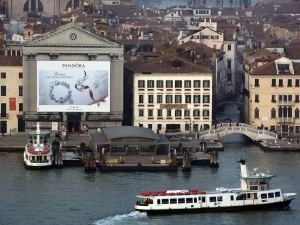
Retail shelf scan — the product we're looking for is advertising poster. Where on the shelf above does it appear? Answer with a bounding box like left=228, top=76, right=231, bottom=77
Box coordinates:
left=37, top=61, right=110, bottom=112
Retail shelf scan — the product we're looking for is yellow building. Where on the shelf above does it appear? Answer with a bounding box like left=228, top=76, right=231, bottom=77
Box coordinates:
left=244, top=56, right=300, bottom=134
left=0, top=56, right=24, bottom=135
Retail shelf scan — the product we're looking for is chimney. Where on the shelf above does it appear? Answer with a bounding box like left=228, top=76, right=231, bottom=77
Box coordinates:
left=204, top=17, right=207, bottom=27
left=250, top=29, right=254, bottom=38
left=213, top=50, right=217, bottom=63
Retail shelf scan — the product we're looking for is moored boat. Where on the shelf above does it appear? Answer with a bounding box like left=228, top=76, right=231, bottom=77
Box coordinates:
left=135, top=158, right=296, bottom=214
left=23, top=125, right=54, bottom=169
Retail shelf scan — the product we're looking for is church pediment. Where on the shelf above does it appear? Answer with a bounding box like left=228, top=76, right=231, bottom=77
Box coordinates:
left=23, top=22, right=122, bottom=48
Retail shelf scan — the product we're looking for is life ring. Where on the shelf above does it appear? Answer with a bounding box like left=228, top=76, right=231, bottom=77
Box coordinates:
left=261, top=186, right=265, bottom=191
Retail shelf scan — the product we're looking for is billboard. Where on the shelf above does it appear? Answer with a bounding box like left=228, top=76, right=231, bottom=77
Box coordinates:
left=37, top=61, right=110, bottom=112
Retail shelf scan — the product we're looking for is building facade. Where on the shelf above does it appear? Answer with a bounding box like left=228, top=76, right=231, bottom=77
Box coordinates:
left=244, top=57, right=300, bottom=133
left=0, top=56, right=24, bottom=135
left=22, top=22, right=124, bottom=133
left=124, top=52, right=212, bottom=134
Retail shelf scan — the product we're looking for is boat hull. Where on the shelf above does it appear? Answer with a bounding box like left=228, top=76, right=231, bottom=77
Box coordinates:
left=135, top=199, right=293, bottom=214
left=23, top=161, right=54, bottom=170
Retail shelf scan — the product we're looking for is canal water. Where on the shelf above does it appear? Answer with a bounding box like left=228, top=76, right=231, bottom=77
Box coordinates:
left=1, top=105, right=300, bottom=225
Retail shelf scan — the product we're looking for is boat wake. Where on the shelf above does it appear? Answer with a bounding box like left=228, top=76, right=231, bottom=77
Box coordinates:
left=93, top=211, right=147, bottom=225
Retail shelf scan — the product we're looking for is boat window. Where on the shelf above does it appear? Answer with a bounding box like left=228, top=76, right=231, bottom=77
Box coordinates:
left=250, top=186, right=258, bottom=190
left=254, top=193, right=258, bottom=199
left=186, top=198, right=193, bottom=203
left=247, top=193, right=250, bottom=198
left=268, top=193, right=274, bottom=198
left=217, top=196, right=223, bottom=202
left=210, top=197, right=216, bottom=202
left=230, top=195, right=234, bottom=201
left=194, top=198, right=197, bottom=203
left=162, top=199, right=169, bottom=204
left=261, top=194, right=267, bottom=199
left=236, top=195, right=243, bottom=200
left=275, top=192, right=281, bottom=197
left=248, top=180, right=258, bottom=185
left=178, top=198, right=185, bottom=204
left=202, top=197, right=206, bottom=203
left=170, top=198, right=177, bottom=204
left=157, top=199, right=161, bottom=204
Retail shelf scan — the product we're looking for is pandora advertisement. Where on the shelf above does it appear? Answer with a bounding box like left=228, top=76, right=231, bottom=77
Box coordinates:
left=37, top=61, right=110, bottom=112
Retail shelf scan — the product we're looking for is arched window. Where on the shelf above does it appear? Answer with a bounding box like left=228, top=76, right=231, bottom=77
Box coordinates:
left=27, top=31, right=31, bottom=37
left=295, top=108, right=299, bottom=118
left=254, top=108, right=259, bottom=118
left=283, top=106, right=287, bottom=117
left=23, top=0, right=43, bottom=12
left=288, top=107, right=292, bottom=117
left=66, top=0, right=80, bottom=10
left=278, top=106, right=282, bottom=117
left=271, top=108, right=276, bottom=118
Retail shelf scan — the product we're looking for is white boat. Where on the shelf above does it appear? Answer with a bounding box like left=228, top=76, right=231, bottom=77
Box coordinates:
left=23, top=129, right=54, bottom=169
left=135, top=159, right=296, bottom=214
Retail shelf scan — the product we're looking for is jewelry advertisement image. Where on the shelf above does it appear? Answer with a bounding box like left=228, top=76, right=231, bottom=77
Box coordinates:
left=37, top=61, right=110, bottom=112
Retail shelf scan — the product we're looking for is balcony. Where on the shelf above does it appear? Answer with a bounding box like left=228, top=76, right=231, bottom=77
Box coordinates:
left=278, top=100, right=294, bottom=106
left=278, top=118, right=294, bottom=123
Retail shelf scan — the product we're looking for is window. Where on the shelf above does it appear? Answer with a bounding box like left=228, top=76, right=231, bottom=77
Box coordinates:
left=261, top=194, right=267, bottom=199
left=296, top=108, right=299, bottom=118
left=147, top=80, right=154, bottom=88
left=203, top=80, right=210, bottom=88
left=175, top=80, right=182, bottom=88
left=184, top=110, right=190, bottom=117
left=170, top=198, right=177, bottom=204
left=255, top=94, right=259, bottom=102
left=175, top=95, right=182, bottom=103
left=186, top=198, right=193, bottom=203
left=227, top=73, right=232, bottom=81
left=1, top=103, right=6, bottom=117
left=227, top=44, right=231, bottom=51
left=157, top=199, right=161, bottom=204
left=202, top=197, right=206, bottom=203
left=139, top=110, right=144, bottom=116
left=288, top=79, right=292, bottom=87
left=254, top=79, right=259, bottom=87
left=139, top=95, right=144, bottom=103
left=162, top=199, right=169, bottom=204
left=178, top=198, right=185, bottom=204
left=166, top=95, right=172, bottom=103
left=279, top=79, right=283, bottom=87
left=166, top=80, right=173, bottom=88
left=148, top=109, right=153, bottom=117
left=175, top=110, right=182, bottom=117
left=194, top=80, right=200, bottom=88
left=0, top=72, right=6, bottom=78
left=184, top=80, right=191, bottom=88
left=217, top=196, right=223, bottom=202
left=227, top=60, right=231, bottom=69
left=157, top=109, right=162, bottom=117
left=185, top=123, right=189, bottom=131
left=185, top=95, right=191, bottom=103
left=296, top=94, right=299, bottom=102
left=1, top=86, right=6, bottom=96
left=271, top=79, right=276, bottom=87
left=271, top=108, right=276, bottom=118
left=157, top=80, right=163, bottom=88
left=230, top=195, right=234, bottom=201
left=19, top=73, right=23, bottom=79
left=268, top=193, right=274, bottom=198
left=194, top=95, right=200, bottom=103
left=255, top=108, right=259, bottom=118
left=203, top=95, right=210, bottom=103
left=148, top=95, right=154, bottom=103
left=296, top=79, right=300, bottom=87
left=272, top=94, right=276, bottom=102
left=275, top=192, right=281, bottom=197
left=203, top=110, right=209, bottom=116
left=157, top=95, right=163, bottom=103
left=138, top=80, right=145, bottom=88
left=19, top=103, right=23, bottom=112
left=193, top=109, right=200, bottom=116
left=18, top=86, right=22, bottom=96
left=210, top=197, right=216, bottom=202
left=167, top=110, right=172, bottom=117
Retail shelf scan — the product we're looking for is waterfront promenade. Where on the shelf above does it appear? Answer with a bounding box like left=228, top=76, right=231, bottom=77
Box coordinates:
left=1, top=131, right=300, bottom=151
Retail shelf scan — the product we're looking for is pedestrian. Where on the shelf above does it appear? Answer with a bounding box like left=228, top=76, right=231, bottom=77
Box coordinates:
left=214, top=123, right=217, bottom=129
left=200, top=125, right=203, bottom=132
left=236, top=122, right=239, bottom=126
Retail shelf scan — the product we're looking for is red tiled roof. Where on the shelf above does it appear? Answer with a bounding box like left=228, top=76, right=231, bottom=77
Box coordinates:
left=125, top=51, right=211, bottom=74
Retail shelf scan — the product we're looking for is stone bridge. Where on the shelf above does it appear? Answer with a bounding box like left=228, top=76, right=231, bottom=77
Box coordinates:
left=198, top=123, right=277, bottom=142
